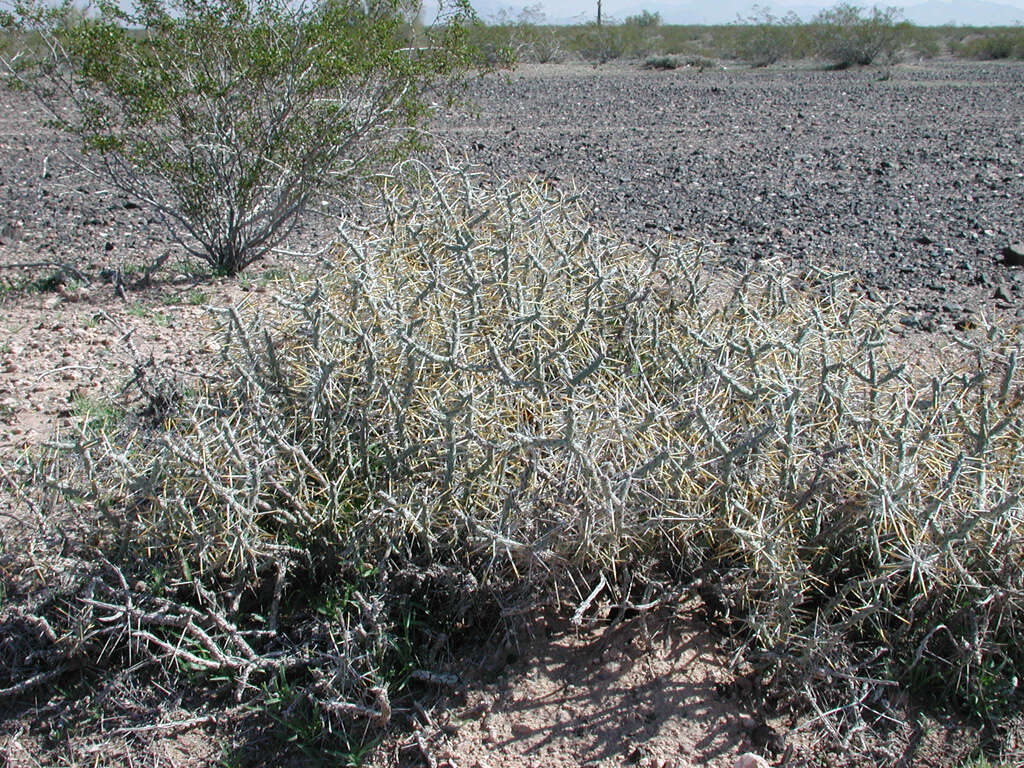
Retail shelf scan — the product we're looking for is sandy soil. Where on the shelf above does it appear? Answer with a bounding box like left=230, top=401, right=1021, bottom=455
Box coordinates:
left=379, top=611, right=807, bottom=768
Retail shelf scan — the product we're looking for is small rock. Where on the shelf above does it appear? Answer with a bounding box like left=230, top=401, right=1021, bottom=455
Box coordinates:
left=734, top=754, right=771, bottom=768
left=510, top=721, right=532, bottom=736
left=0, top=220, right=22, bottom=244
left=462, top=698, right=492, bottom=720
left=438, top=719, right=459, bottom=736
left=626, top=744, right=648, bottom=764
left=750, top=721, right=786, bottom=756
left=1003, top=242, right=1024, bottom=266
left=994, top=285, right=1014, bottom=303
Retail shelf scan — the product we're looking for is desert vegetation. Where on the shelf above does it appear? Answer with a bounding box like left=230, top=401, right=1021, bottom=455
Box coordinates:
left=2, top=1, right=1024, bottom=767
left=5, top=165, right=1024, bottom=762
left=954, top=27, right=1024, bottom=60
left=2, top=0, right=482, bottom=275
left=470, top=4, right=1024, bottom=66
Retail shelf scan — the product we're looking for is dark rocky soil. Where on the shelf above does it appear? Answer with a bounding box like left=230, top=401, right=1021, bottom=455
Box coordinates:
left=432, top=60, right=1024, bottom=332
left=3, top=59, right=1022, bottom=332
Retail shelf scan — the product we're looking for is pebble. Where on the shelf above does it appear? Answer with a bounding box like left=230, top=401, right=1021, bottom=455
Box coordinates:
left=510, top=721, right=532, bottom=736
left=1003, top=242, right=1024, bottom=266
left=734, top=755, right=771, bottom=768
left=994, top=285, right=1014, bottom=303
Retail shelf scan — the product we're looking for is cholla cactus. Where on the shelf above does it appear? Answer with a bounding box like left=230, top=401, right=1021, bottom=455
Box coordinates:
left=50, top=164, right=1024, bottom=731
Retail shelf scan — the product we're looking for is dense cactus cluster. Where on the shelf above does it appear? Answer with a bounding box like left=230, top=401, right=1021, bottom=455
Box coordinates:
left=20, top=166, right=1024, bottom=739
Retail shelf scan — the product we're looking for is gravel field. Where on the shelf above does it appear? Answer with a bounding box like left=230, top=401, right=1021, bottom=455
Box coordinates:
left=432, top=59, right=1024, bottom=331
left=3, top=59, right=1022, bottom=332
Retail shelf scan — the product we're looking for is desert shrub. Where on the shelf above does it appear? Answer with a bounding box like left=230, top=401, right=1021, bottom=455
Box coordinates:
left=1, top=0, right=482, bottom=275
left=485, top=4, right=562, bottom=64
left=683, top=55, right=721, bottom=70
left=732, top=7, right=803, bottom=66
left=621, top=9, right=663, bottom=56
left=14, top=167, right=1024, bottom=742
left=931, top=25, right=958, bottom=51
left=569, top=19, right=657, bottom=62
left=809, top=3, right=905, bottom=67
left=654, top=23, right=704, bottom=55
left=569, top=22, right=619, bottom=62
left=527, top=25, right=565, bottom=63
left=467, top=22, right=516, bottom=67
left=624, top=10, right=661, bottom=28
left=956, top=29, right=1024, bottom=60
left=650, top=24, right=744, bottom=58
left=899, top=21, right=940, bottom=59
left=643, top=54, right=679, bottom=70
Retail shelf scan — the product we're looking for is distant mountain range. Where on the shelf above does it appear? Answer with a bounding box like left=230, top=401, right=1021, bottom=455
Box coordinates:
left=462, top=0, right=1024, bottom=26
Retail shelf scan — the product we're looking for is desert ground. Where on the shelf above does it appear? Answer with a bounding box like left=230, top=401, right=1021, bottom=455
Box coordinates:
left=436, top=60, right=1024, bottom=331
left=2, top=58, right=1022, bottom=767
